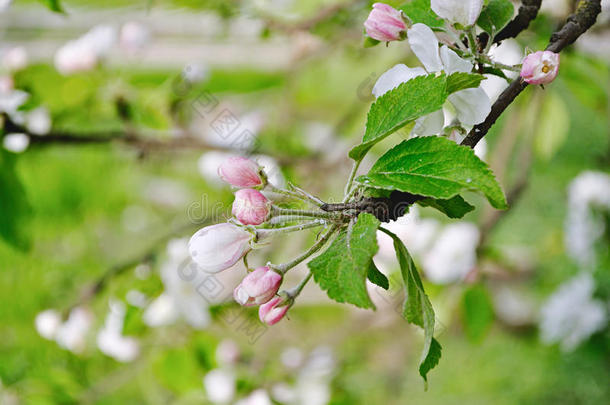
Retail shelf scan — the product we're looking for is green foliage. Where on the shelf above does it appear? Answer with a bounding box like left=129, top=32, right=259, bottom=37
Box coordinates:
left=39, top=0, right=65, bottom=13
left=357, top=136, right=508, bottom=209
left=477, top=0, right=514, bottom=34
left=349, top=73, right=485, bottom=161
left=400, top=0, right=444, bottom=28
left=461, top=285, right=495, bottom=343
left=308, top=213, right=380, bottom=309
left=418, top=195, right=475, bottom=218
left=381, top=227, right=441, bottom=383
left=0, top=151, right=32, bottom=250
left=367, top=261, right=389, bottom=290
left=534, top=92, right=570, bottom=161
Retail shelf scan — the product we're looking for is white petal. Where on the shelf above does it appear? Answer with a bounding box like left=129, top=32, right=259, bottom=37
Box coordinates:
left=448, top=87, right=491, bottom=126
left=431, top=0, right=484, bottom=26
left=440, top=45, right=473, bottom=74
left=412, top=109, right=445, bottom=136
left=372, top=64, right=427, bottom=98
left=407, top=24, right=442, bottom=72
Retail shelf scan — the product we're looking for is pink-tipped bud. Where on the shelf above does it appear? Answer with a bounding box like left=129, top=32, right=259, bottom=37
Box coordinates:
left=218, top=156, right=264, bottom=188
left=188, top=223, right=253, bottom=273
left=232, top=189, right=270, bottom=225
left=364, top=3, right=407, bottom=42
left=520, top=51, right=560, bottom=85
left=234, top=266, right=282, bottom=306
left=258, top=296, right=290, bottom=325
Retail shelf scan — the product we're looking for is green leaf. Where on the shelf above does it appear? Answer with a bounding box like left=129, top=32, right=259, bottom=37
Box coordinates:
left=349, top=73, right=485, bottom=162
left=483, top=66, right=510, bottom=81
left=381, top=228, right=440, bottom=383
left=39, top=0, right=65, bottom=13
left=534, top=92, right=570, bottom=160
left=477, top=0, right=514, bottom=34
left=368, top=261, right=389, bottom=290
left=349, top=74, right=448, bottom=161
left=0, top=150, right=32, bottom=250
left=400, top=0, right=444, bottom=28
left=357, top=136, right=508, bottom=209
left=446, top=72, right=486, bottom=94
left=308, top=213, right=381, bottom=309
left=461, top=285, right=495, bottom=343
left=364, top=36, right=381, bottom=48
left=418, top=195, right=475, bottom=218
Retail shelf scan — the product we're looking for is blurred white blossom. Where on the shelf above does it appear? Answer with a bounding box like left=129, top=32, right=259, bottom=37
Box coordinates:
left=0, top=0, right=12, bottom=12
left=2, top=46, right=27, bottom=71
left=143, top=238, right=211, bottom=329
left=35, top=309, right=62, bottom=340
left=55, top=25, right=117, bottom=75
left=235, top=389, right=272, bottom=405
left=565, top=171, right=610, bottom=267
left=96, top=300, right=139, bottom=362
left=203, top=369, right=236, bottom=404
left=540, top=273, right=607, bottom=351
left=55, top=307, right=93, bottom=354
left=198, top=151, right=233, bottom=186
left=422, top=222, right=480, bottom=284
left=120, top=22, right=150, bottom=53
left=26, top=106, right=51, bottom=135
left=216, top=339, right=240, bottom=367
left=3, top=133, right=29, bottom=153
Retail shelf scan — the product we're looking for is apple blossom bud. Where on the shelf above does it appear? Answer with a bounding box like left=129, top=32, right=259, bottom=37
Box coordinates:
left=364, top=3, right=407, bottom=43
left=431, top=0, right=484, bottom=27
left=218, top=156, right=264, bottom=188
left=232, top=189, right=270, bottom=225
left=234, top=266, right=282, bottom=306
left=189, top=223, right=253, bottom=273
left=520, top=51, right=560, bottom=85
left=259, top=296, right=290, bottom=325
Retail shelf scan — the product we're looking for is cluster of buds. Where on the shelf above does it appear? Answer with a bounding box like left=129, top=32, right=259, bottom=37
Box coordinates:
left=189, top=156, right=333, bottom=325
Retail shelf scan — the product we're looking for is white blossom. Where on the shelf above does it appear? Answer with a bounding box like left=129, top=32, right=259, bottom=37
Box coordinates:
left=54, top=25, right=117, bottom=75
left=3, top=133, right=29, bottom=153
left=35, top=309, right=62, bottom=340
left=2, top=46, right=27, bottom=71
left=540, top=273, right=607, bottom=351
left=203, top=369, right=236, bottom=404
left=422, top=222, right=480, bottom=284
left=373, top=24, right=491, bottom=136
left=96, top=300, right=139, bottom=362
left=431, top=0, right=484, bottom=27
left=26, top=106, right=51, bottom=135
left=119, top=22, right=150, bottom=53
left=565, top=171, right=610, bottom=267
left=55, top=307, right=93, bottom=354
left=235, top=389, right=272, bottom=405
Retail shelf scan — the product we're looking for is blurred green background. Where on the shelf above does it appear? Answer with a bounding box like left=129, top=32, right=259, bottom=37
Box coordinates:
left=1, top=0, right=609, bottom=404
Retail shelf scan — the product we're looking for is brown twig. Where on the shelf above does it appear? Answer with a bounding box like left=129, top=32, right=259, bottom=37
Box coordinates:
left=494, top=0, right=543, bottom=43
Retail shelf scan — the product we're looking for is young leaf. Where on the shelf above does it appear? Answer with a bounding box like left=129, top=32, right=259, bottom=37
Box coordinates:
left=477, top=0, right=514, bottom=34
left=349, top=74, right=449, bottom=161
left=400, top=0, right=444, bottom=28
left=357, top=136, right=508, bottom=209
left=0, top=150, right=32, bottom=250
left=461, top=285, right=495, bottom=343
left=418, top=195, right=475, bottom=218
left=39, top=0, right=65, bottom=13
left=381, top=227, right=440, bottom=383
left=349, top=73, right=485, bottom=162
left=368, top=261, right=389, bottom=290
left=446, top=72, right=486, bottom=94
left=308, top=213, right=381, bottom=309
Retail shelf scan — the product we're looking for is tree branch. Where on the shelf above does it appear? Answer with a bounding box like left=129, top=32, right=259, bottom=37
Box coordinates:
left=494, top=0, right=543, bottom=43
left=323, top=0, right=602, bottom=222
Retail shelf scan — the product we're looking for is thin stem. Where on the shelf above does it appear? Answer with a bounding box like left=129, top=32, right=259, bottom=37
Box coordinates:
left=286, top=271, right=313, bottom=299
left=271, top=206, right=335, bottom=219
left=289, top=183, right=326, bottom=207
left=467, top=27, right=478, bottom=56
left=478, top=54, right=521, bottom=72
left=443, top=25, right=469, bottom=52
left=256, top=220, right=326, bottom=239
left=269, top=184, right=322, bottom=207
left=272, top=225, right=338, bottom=274
left=343, top=160, right=361, bottom=202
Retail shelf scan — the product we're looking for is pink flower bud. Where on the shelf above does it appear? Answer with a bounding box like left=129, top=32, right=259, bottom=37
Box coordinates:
left=364, top=3, right=407, bottom=42
left=258, top=296, right=290, bottom=325
left=232, top=189, right=270, bottom=225
left=218, top=156, right=264, bottom=188
left=234, top=266, right=282, bottom=306
left=520, top=51, right=560, bottom=85
left=189, top=223, right=253, bottom=273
